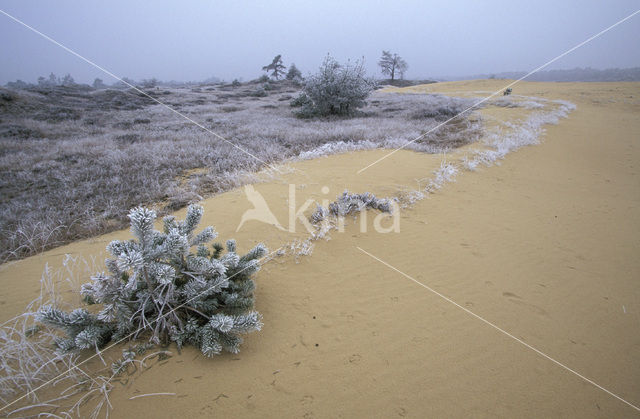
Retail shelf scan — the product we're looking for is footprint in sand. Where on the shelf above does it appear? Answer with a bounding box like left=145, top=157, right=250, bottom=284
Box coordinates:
left=347, top=354, right=362, bottom=364
left=200, top=404, right=213, bottom=415
left=213, top=393, right=229, bottom=403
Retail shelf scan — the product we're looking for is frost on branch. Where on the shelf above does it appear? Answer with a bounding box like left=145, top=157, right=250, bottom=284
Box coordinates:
left=310, top=191, right=393, bottom=224
left=37, top=204, right=266, bottom=357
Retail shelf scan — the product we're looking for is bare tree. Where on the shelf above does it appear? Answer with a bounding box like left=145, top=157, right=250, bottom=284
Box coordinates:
left=262, top=55, right=286, bottom=80
left=378, top=50, right=408, bottom=82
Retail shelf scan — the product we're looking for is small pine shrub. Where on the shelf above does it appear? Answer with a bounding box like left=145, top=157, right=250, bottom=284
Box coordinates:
left=231, top=79, right=241, bottom=87
left=286, top=63, right=303, bottom=81
left=310, top=191, right=392, bottom=222
left=37, top=205, right=266, bottom=357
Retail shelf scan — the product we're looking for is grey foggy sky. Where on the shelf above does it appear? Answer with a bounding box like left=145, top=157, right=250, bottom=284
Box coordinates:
left=1, top=0, right=639, bottom=84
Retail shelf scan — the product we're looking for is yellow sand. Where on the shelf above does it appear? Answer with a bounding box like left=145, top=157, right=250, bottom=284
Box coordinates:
left=1, top=80, right=639, bottom=417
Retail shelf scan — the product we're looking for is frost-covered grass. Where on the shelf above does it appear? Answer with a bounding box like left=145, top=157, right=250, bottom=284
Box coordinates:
left=387, top=97, right=575, bottom=206
left=0, top=255, right=175, bottom=418
left=0, top=256, right=100, bottom=416
left=490, top=96, right=545, bottom=109
left=0, top=81, right=481, bottom=262
left=463, top=99, right=576, bottom=170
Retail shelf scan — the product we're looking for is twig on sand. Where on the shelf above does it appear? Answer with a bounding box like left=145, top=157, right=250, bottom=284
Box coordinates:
left=6, top=402, right=59, bottom=417
left=129, top=392, right=176, bottom=400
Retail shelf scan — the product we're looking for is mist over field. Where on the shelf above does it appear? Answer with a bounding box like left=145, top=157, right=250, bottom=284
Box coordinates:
left=1, top=0, right=639, bottom=84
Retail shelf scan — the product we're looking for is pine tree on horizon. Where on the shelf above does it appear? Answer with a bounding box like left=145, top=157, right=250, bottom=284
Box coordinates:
left=262, top=55, right=286, bottom=80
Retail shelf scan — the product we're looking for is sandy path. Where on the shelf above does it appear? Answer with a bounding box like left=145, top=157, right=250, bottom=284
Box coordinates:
left=1, top=80, right=638, bottom=417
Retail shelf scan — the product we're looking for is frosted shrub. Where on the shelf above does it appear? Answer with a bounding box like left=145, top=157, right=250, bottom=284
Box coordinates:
left=296, top=55, right=376, bottom=117
left=37, top=204, right=266, bottom=357
left=427, top=161, right=459, bottom=191
left=310, top=191, right=392, bottom=223
left=290, top=92, right=312, bottom=108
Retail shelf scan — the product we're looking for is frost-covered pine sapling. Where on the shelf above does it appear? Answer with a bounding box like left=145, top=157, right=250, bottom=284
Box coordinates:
left=310, top=191, right=393, bottom=223
left=37, top=204, right=267, bottom=357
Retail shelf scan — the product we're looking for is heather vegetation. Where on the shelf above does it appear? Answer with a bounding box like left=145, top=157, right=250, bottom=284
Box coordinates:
left=0, top=70, right=482, bottom=262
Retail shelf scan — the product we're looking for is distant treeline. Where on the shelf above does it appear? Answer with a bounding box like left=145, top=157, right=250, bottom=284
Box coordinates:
left=451, top=67, right=640, bottom=82
left=6, top=67, right=640, bottom=90
left=4, top=73, right=223, bottom=90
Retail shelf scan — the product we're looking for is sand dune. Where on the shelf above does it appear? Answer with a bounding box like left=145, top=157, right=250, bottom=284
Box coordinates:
left=1, top=80, right=639, bottom=417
